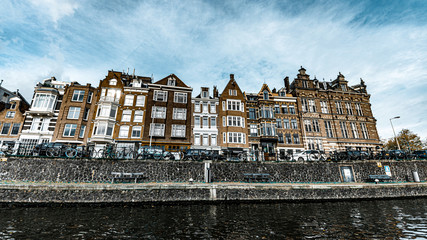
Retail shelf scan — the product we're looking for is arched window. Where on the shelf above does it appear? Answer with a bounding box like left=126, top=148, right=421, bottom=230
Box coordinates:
left=263, top=90, right=269, bottom=100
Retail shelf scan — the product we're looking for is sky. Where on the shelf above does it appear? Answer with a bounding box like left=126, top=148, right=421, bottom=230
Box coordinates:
left=1, top=0, right=426, bottom=140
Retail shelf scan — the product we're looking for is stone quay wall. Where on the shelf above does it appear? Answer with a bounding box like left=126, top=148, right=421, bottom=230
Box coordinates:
left=0, top=157, right=426, bottom=183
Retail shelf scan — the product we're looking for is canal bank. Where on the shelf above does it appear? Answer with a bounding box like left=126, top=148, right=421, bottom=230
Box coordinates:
left=0, top=182, right=427, bottom=204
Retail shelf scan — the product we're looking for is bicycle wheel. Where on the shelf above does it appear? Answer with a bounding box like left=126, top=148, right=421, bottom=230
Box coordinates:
left=97, top=149, right=106, bottom=159
left=65, top=148, right=78, bottom=158
left=47, top=147, right=58, bottom=157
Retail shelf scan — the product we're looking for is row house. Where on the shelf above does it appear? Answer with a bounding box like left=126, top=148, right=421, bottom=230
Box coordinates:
left=18, top=77, right=69, bottom=154
left=51, top=83, right=98, bottom=145
left=0, top=89, right=30, bottom=149
left=246, top=83, right=303, bottom=160
left=142, top=74, right=193, bottom=152
left=218, top=74, right=249, bottom=155
left=191, top=87, right=220, bottom=150
left=289, top=67, right=381, bottom=152
left=88, top=71, right=151, bottom=151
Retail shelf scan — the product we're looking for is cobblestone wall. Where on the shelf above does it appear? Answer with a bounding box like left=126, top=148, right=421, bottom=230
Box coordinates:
left=0, top=157, right=426, bottom=183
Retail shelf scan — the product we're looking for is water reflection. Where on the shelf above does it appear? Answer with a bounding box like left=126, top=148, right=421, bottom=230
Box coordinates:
left=0, top=199, right=426, bottom=239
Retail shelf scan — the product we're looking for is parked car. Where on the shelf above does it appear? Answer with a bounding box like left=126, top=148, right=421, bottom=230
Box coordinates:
left=294, top=150, right=326, bottom=161
left=413, top=150, right=427, bottom=159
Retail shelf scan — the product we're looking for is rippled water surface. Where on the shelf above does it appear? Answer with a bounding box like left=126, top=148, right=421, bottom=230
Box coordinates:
left=1, top=198, right=426, bottom=239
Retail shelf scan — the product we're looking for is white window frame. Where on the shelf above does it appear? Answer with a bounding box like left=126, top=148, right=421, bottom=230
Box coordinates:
left=72, top=90, right=85, bottom=102
left=79, top=125, right=86, bottom=138
left=226, top=100, right=241, bottom=111
left=121, top=110, right=132, bottom=122
left=136, top=95, right=145, bottom=107
left=131, top=126, right=142, bottom=138
left=172, top=125, right=186, bottom=137
left=194, top=134, right=201, bottom=146
left=119, top=125, right=130, bottom=138
left=67, top=107, right=81, bottom=119
left=152, top=106, right=166, bottom=119
left=5, top=111, right=15, bottom=119
left=173, top=108, right=187, bottom=120
left=150, top=123, right=165, bottom=137
left=153, top=90, right=167, bottom=102
left=87, top=91, right=93, bottom=103
left=124, top=95, right=134, bottom=106
left=63, top=124, right=77, bottom=137
left=134, top=110, right=143, bottom=122
left=211, top=134, right=217, bottom=146
left=1, top=123, right=11, bottom=135
left=174, top=92, right=187, bottom=103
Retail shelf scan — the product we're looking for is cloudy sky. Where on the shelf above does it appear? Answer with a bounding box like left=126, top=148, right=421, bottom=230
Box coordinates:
left=1, top=0, right=426, bottom=140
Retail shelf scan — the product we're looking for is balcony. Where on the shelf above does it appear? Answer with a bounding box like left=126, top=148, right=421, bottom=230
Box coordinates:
left=28, top=107, right=55, bottom=116
left=99, top=96, right=120, bottom=104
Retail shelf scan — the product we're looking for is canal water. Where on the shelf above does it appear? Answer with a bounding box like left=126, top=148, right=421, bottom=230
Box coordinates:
left=1, top=198, right=426, bottom=239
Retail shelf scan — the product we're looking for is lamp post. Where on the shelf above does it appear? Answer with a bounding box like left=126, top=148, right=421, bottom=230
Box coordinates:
left=390, top=116, right=401, bottom=150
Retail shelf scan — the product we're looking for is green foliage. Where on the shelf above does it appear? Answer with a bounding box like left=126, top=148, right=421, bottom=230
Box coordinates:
left=384, top=129, right=423, bottom=151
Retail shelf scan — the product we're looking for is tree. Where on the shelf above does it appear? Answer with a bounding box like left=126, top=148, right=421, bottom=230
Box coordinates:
left=384, top=129, right=423, bottom=151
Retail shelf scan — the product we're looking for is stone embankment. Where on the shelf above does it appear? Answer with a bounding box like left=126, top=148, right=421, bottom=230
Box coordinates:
left=0, top=157, right=426, bottom=204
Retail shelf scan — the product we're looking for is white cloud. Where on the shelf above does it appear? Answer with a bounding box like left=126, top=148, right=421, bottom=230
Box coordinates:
left=28, top=0, right=79, bottom=23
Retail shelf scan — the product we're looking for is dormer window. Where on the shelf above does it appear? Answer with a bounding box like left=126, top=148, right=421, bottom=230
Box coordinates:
left=302, top=80, right=308, bottom=88
left=202, top=91, right=208, bottom=98
left=109, top=79, right=117, bottom=86
left=341, top=84, right=347, bottom=91
left=263, top=90, right=269, bottom=100
left=279, top=91, right=286, bottom=97
left=10, top=102, right=16, bottom=109
left=168, top=78, right=176, bottom=86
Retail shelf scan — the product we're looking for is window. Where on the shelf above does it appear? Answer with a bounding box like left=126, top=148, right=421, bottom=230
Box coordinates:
left=172, top=125, right=186, bottom=137
left=313, top=120, right=320, bottom=132
left=1, top=123, right=10, bottom=135
left=153, top=90, right=167, bottom=102
left=131, top=126, right=142, bottom=138
left=210, top=103, right=216, bottom=113
left=355, top=103, right=363, bottom=116
left=301, top=98, right=308, bottom=112
left=223, top=132, right=226, bottom=143
left=97, top=105, right=110, bottom=117
left=87, top=91, right=93, bottom=103
left=276, top=119, right=282, bottom=128
left=278, top=133, right=284, bottom=143
left=83, top=108, right=90, bottom=120
left=341, top=84, right=347, bottom=91
left=67, top=107, right=81, bottom=119
left=282, top=105, right=288, bottom=114
left=340, top=122, right=348, bottom=138
left=63, top=124, right=77, bottom=137
left=152, top=106, right=166, bottom=119
left=325, top=121, right=334, bottom=138
left=222, top=116, right=225, bottom=127
left=250, top=124, right=258, bottom=137
left=194, top=134, right=201, bottom=145
left=320, top=101, right=328, bottom=113
left=79, top=125, right=86, bottom=138
left=335, top=101, right=343, bottom=114
left=203, top=116, right=209, bottom=128
left=119, top=126, right=129, bottom=138
left=72, top=90, right=85, bottom=102
left=308, top=99, right=316, bottom=112
left=124, top=95, right=134, bottom=106
left=302, top=80, right=308, bottom=88
left=249, top=108, right=256, bottom=119
left=11, top=123, right=20, bottom=135
left=5, top=111, right=15, bottom=118
left=10, top=102, right=16, bottom=109
left=293, top=134, right=300, bottom=144
left=134, top=110, right=143, bottom=122
left=136, top=95, right=145, bottom=106
left=109, top=79, right=117, bottom=85
left=227, top=132, right=246, bottom=143
left=150, top=123, right=165, bottom=137
left=261, top=123, right=275, bottom=136
left=227, top=100, right=241, bottom=111
left=167, top=78, right=176, bottom=86
left=173, top=108, right=186, bottom=120
left=32, top=93, right=56, bottom=110
left=210, top=117, right=216, bottom=127
left=283, top=119, right=290, bottom=129
left=211, top=135, right=217, bottom=146
left=194, top=116, right=200, bottom=127
left=291, top=119, right=298, bottom=129
left=261, top=106, right=273, bottom=118
left=203, top=134, right=209, bottom=146
left=109, top=107, right=117, bottom=118
left=121, top=110, right=132, bottom=122
left=345, top=102, right=353, bottom=115
left=202, top=102, right=208, bottom=112
left=222, top=101, right=225, bottom=111
left=274, top=105, right=280, bottom=114
left=361, top=123, right=369, bottom=139
left=304, top=120, right=312, bottom=132
left=229, top=89, right=237, bottom=96
left=227, top=116, right=243, bottom=127
left=202, top=91, right=208, bottom=98
left=194, top=101, right=200, bottom=112
left=286, top=134, right=292, bottom=144
left=174, top=92, right=187, bottom=103
left=263, top=91, right=269, bottom=100
left=350, top=122, right=359, bottom=138
left=289, top=105, right=295, bottom=114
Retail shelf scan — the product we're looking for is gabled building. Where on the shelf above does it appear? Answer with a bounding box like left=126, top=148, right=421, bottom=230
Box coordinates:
left=142, top=74, right=192, bottom=152
left=51, top=82, right=98, bottom=145
left=18, top=77, right=69, bottom=154
left=88, top=70, right=151, bottom=151
left=191, top=87, right=220, bottom=150
left=289, top=67, right=381, bottom=153
left=246, top=83, right=303, bottom=160
left=0, top=89, right=30, bottom=149
left=218, top=74, right=249, bottom=155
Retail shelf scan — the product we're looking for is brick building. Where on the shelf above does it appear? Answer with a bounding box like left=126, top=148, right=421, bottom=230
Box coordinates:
left=218, top=74, right=249, bottom=155
left=52, top=83, right=97, bottom=145
left=142, top=74, right=193, bottom=152
left=289, top=67, right=381, bottom=153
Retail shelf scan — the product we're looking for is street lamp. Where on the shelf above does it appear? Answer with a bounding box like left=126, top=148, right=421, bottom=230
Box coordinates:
left=390, top=116, right=401, bottom=150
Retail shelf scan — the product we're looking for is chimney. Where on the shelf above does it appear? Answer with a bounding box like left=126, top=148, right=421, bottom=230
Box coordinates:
left=213, top=86, right=218, bottom=98
left=230, top=74, right=234, bottom=81
left=284, top=76, right=290, bottom=93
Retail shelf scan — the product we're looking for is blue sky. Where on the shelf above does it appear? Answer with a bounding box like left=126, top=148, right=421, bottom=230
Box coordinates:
left=1, top=0, right=426, bottom=140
